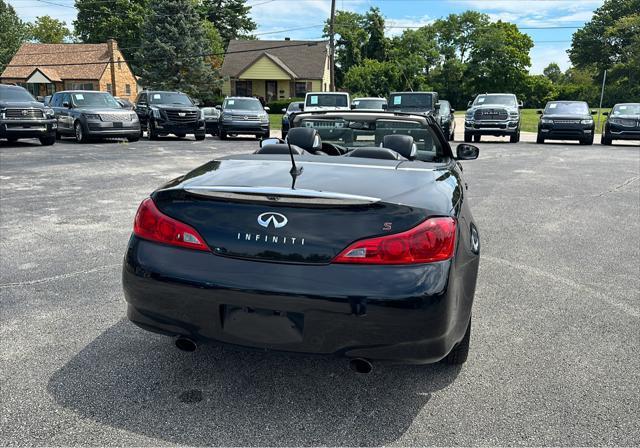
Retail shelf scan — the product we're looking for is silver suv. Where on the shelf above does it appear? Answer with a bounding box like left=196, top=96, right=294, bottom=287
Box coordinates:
left=464, top=93, right=522, bottom=143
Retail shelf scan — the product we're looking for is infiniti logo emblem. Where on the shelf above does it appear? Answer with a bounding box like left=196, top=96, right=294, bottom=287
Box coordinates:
left=257, top=212, right=288, bottom=229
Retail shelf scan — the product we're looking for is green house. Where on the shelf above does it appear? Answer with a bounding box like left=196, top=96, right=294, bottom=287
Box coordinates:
left=221, top=39, right=331, bottom=102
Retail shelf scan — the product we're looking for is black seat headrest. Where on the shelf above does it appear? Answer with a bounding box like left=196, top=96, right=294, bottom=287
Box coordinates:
left=287, top=127, right=322, bottom=152
left=345, top=147, right=406, bottom=160
left=255, top=143, right=305, bottom=155
left=382, top=135, right=417, bottom=160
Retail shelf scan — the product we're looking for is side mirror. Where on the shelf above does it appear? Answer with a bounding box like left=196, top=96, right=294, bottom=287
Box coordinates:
left=382, top=104, right=388, bottom=110
left=260, top=137, right=282, bottom=147
left=350, top=104, right=356, bottom=110
left=456, top=143, right=479, bottom=161
left=192, top=99, right=200, bottom=106
left=435, top=102, right=441, bottom=110
left=467, top=101, right=472, bottom=108
left=591, top=110, right=597, bottom=115
left=537, top=110, right=543, bottom=115
left=298, top=103, right=304, bottom=111
left=62, top=101, right=71, bottom=108
left=450, top=108, right=455, bottom=113
left=518, top=101, right=524, bottom=109
left=603, top=112, right=609, bottom=116
left=264, top=106, right=270, bottom=112
left=215, top=105, right=222, bottom=110
left=281, top=108, right=287, bottom=113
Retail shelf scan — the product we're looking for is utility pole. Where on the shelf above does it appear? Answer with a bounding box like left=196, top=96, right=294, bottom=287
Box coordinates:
left=329, top=0, right=336, bottom=91
left=597, top=69, right=607, bottom=133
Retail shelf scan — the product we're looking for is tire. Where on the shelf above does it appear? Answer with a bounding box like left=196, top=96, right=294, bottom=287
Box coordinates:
left=282, top=131, right=288, bottom=140
left=449, top=130, right=455, bottom=141
left=601, top=133, right=612, bottom=145
left=473, top=134, right=481, bottom=143
left=175, top=133, right=186, bottom=138
left=441, top=317, right=471, bottom=365
left=580, top=135, right=594, bottom=145
left=195, top=134, right=206, bottom=141
left=510, top=131, right=520, bottom=143
left=536, top=132, right=545, bottom=144
left=55, top=132, right=62, bottom=140
left=219, top=131, right=227, bottom=140
left=7, top=138, right=18, bottom=144
left=39, top=135, right=56, bottom=146
left=148, top=120, right=159, bottom=140
left=464, top=132, right=472, bottom=143
left=74, top=121, right=88, bottom=143
left=127, top=136, right=140, bottom=142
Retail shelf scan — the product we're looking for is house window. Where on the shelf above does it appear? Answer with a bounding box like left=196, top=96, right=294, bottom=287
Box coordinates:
left=125, top=84, right=131, bottom=95
left=67, top=82, right=94, bottom=90
left=235, top=80, right=251, bottom=96
left=294, top=81, right=307, bottom=97
left=106, top=83, right=113, bottom=94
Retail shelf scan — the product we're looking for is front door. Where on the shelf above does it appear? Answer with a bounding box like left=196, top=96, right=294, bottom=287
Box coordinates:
left=266, top=80, right=277, bottom=102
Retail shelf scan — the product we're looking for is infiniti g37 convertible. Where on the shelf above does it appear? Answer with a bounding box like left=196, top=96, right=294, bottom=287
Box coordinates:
left=122, top=110, right=481, bottom=371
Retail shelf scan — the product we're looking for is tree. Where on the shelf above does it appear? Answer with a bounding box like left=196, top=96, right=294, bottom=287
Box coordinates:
left=0, top=0, right=27, bottom=73
left=433, top=11, right=490, bottom=62
left=388, top=26, right=440, bottom=90
left=343, top=59, right=399, bottom=97
left=364, top=7, right=387, bottom=61
left=74, top=0, right=148, bottom=69
left=27, top=16, right=71, bottom=43
left=135, top=0, right=220, bottom=103
left=466, top=21, right=533, bottom=95
left=521, top=75, right=556, bottom=108
left=199, top=0, right=256, bottom=47
left=543, top=63, right=563, bottom=84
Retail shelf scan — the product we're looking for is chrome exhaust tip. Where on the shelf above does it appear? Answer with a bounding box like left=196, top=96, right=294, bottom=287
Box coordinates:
left=175, top=336, right=197, bottom=352
left=349, top=358, right=373, bottom=374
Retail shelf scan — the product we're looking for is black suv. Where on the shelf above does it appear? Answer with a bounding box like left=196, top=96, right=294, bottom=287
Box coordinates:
left=134, top=90, right=205, bottom=140
left=386, top=91, right=455, bottom=137
left=0, top=84, right=57, bottom=145
left=536, top=101, right=596, bottom=145
left=601, top=103, right=640, bottom=145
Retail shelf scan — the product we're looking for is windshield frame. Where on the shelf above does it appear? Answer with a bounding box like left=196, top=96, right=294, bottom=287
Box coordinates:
left=223, top=98, right=265, bottom=111
left=544, top=101, right=590, bottom=115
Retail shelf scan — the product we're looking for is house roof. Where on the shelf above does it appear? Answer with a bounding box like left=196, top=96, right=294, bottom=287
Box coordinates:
left=0, top=43, right=111, bottom=81
left=221, top=40, right=329, bottom=80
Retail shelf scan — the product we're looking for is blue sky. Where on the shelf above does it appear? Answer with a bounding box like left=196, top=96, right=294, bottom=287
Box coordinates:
left=8, top=0, right=605, bottom=73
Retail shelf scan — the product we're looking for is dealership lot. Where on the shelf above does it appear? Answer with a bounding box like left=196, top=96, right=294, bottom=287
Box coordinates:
left=1, top=136, right=639, bottom=445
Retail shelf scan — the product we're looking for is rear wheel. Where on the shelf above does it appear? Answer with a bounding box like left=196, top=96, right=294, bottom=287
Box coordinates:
left=536, top=132, right=545, bottom=144
left=580, top=135, right=594, bottom=145
left=464, top=132, right=472, bottom=143
left=441, top=317, right=471, bottom=365
left=127, top=136, right=140, bottom=142
left=601, top=133, right=612, bottom=145
left=195, top=133, right=206, bottom=141
left=6, top=138, right=18, bottom=144
left=39, top=135, right=55, bottom=146
left=219, top=131, right=227, bottom=140
left=473, top=134, right=481, bottom=143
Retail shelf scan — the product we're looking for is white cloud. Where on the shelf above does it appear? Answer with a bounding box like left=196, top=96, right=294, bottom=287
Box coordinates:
left=530, top=45, right=571, bottom=74
left=385, top=15, right=433, bottom=37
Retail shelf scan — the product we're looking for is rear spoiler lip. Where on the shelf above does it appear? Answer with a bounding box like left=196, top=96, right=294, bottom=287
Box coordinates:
left=181, top=186, right=381, bottom=205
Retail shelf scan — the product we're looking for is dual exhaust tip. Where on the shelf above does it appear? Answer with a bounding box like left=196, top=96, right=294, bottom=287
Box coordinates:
left=175, top=337, right=373, bottom=374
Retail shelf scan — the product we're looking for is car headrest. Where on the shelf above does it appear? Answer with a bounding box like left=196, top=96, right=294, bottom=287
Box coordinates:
left=287, top=127, right=322, bottom=152
left=382, top=135, right=417, bottom=160
left=344, top=147, right=406, bottom=160
left=255, top=143, right=305, bottom=155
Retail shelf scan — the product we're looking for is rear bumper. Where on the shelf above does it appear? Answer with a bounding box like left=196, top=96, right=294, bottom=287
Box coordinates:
left=0, top=119, right=57, bottom=139
left=122, top=237, right=475, bottom=363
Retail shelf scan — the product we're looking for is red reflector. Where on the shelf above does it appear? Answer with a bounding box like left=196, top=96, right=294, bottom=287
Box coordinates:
left=133, top=198, right=209, bottom=251
left=333, top=217, right=456, bottom=265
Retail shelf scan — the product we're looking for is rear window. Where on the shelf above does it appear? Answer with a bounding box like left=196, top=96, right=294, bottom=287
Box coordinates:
left=305, top=94, right=348, bottom=108
left=353, top=99, right=387, bottom=110
left=388, top=93, right=433, bottom=110
left=545, top=102, right=589, bottom=115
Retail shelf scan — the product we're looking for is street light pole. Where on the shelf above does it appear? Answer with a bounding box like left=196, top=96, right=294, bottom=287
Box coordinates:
left=597, top=69, right=607, bottom=132
left=329, top=0, right=336, bottom=91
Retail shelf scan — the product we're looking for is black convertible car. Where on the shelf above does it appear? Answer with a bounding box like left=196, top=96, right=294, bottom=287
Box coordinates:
left=122, top=110, right=481, bottom=371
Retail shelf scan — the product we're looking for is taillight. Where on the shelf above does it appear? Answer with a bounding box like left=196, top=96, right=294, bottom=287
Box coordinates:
left=133, top=198, right=209, bottom=251
left=333, top=217, right=456, bottom=265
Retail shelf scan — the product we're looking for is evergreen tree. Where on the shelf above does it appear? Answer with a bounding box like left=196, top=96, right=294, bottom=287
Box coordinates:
left=364, top=7, right=387, bottom=61
left=135, top=0, right=220, bottom=103
left=0, top=0, right=27, bottom=73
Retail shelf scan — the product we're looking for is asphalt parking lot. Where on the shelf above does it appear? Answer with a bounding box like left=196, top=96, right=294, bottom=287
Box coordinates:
left=1, top=135, right=639, bottom=446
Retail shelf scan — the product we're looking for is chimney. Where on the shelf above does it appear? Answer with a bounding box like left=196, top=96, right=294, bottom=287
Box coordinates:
left=107, top=38, right=117, bottom=97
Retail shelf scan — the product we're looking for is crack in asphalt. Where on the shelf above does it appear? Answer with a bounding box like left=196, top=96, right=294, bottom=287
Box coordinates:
left=0, top=264, right=120, bottom=288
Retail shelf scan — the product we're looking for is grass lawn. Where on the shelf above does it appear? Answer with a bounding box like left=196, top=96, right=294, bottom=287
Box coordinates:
left=455, top=109, right=610, bottom=134
left=269, top=114, right=282, bottom=130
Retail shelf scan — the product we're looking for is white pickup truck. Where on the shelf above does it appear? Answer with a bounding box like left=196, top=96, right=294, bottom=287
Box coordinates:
left=303, top=92, right=351, bottom=112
